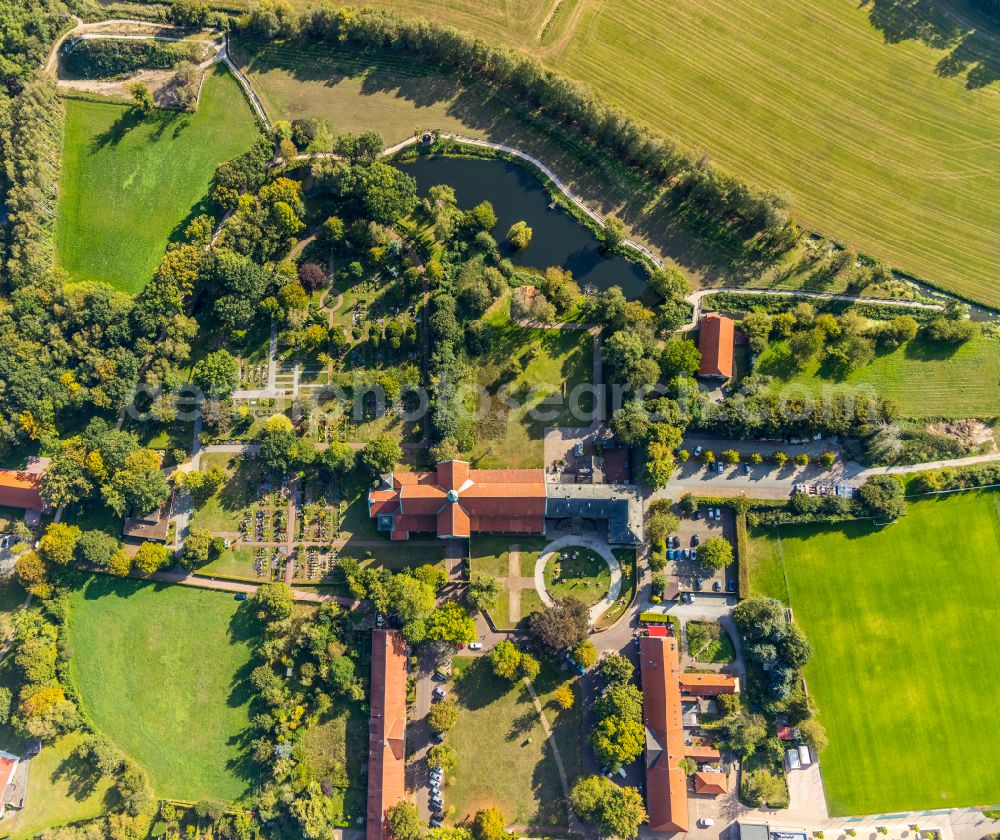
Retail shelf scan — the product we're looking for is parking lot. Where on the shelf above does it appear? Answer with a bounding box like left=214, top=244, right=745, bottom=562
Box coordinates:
left=672, top=506, right=737, bottom=595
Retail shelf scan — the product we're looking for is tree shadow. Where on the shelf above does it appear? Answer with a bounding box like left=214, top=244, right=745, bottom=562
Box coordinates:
left=859, top=0, right=999, bottom=88
left=52, top=751, right=102, bottom=802
left=89, top=107, right=143, bottom=152
left=452, top=656, right=512, bottom=710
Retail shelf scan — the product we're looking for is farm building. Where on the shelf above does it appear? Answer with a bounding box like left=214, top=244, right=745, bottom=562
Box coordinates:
left=697, top=313, right=735, bottom=380
left=366, top=630, right=407, bottom=840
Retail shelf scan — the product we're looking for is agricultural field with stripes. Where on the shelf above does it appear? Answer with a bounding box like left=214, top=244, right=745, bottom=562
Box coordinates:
left=223, top=0, right=999, bottom=305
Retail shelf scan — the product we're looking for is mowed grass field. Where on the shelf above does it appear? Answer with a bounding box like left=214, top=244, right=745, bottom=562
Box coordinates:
left=446, top=656, right=581, bottom=827
left=228, top=0, right=1000, bottom=305
left=756, top=335, right=1000, bottom=419
left=748, top=491, right=1000, bottom=815
left=66, top=577, right=257, bottom=802
left=55, top=67, right=259, bottom=293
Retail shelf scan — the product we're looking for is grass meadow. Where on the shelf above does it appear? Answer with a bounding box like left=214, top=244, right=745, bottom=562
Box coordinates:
left=756, top=335, right=1000, bottom=419
left=65, top=577, right=258, bottom=802
left=748, top=490, right=1000, bottom=815
left=55, top=67, right=260, bottom=293
left=227, top=0, right=1000, bottom=306
left=446, top=656, right=581, bottom=827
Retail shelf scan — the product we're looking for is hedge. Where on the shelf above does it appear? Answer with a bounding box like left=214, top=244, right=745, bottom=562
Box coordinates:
left=701, top=292, right=939, bottom=323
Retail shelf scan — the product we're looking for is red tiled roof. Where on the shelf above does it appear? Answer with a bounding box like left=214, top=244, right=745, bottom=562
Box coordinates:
left=640, top=635, right=689, bottom=833
left=0, top=470, right=43, bottom=511
left=697, top=313, right=735, bottom=379
left=370, top=461, right=546, bottom=540
left=684, top=744, right=721, bottom=760
left=694, top=771, right=728, bottom=795
left=437, top=503, right=471, bottom=538
left=679, top=672, right=739, bottom=695
left=367, top=630, right=407, bottom=840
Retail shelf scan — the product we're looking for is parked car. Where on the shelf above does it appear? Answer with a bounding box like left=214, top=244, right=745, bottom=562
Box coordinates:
left=430, top=800, right=443, bottom=812
left=616, top=767, right=627, bottom=779
left=430, top=771, right=443, bottom=782
left=432, top=731, right=445, bottom=743
left=687, top=593, right=696, bottom=604
left=694, top=577, right=702, bottom=590
left=432, top=671, right=448, bottom=683
left=727, top=581, right=737, bottom=593
left=713, top=581, right=722, bottom=592
left=234, top=593, right=247, bottom=601
left=698, top=819, right=715, bottom=828
left=744, top=462, right=752, bottom=474
left=716, top=461, right=725, bottom=474
left=430, top=817, right=443, bottom=828
left=432, top=687, right=447, bottom=700
left=706, top=508, right=715, bottom=521
left=376, top=614, right=385, bottom=627
left=667, top=549, right=674, bottom=561
left=672, top=535, right=681, bottom=548
left=694, top=445, right=703, bottom=457
left=691, top=533, right=700, bottom=547
left=715, top=507, right=722, bottom=519
left=468, top=642, right=483, bottom=651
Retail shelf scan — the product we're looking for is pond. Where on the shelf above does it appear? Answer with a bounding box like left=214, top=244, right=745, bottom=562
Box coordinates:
left=399, top=155, right=649, bottom=299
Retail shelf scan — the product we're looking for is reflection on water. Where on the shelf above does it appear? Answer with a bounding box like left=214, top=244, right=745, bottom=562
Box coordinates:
left=399, top=155, right=648, bottom=299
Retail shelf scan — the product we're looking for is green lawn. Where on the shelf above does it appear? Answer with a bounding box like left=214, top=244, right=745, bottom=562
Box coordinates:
left=749, top=490, right=1000, bottom=815
left=470, top=536, right=550, bottom=629
left=543, top=547, right=610, bottom=607
left=55, top=67, right=260, bottom=293
left=446, top=657, right=581, bottom=828
left=65, top=577, right=258, bottom=802
left=472, top=302, right=594, bottom=468
left=2, top=732, right=116, bottom=840
left=757, top=335, right=1000, bottom=419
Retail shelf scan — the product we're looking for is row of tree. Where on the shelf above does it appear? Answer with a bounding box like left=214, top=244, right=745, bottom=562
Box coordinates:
left=238, top=4, right=791, bottom=251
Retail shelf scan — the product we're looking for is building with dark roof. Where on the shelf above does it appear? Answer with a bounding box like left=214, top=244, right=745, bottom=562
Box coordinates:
left=697, top=313, right=735, bottom=380
left=366, top=630, right=407, bottom=840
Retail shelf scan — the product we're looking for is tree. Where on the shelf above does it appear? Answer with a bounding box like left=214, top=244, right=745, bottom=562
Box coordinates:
left=771, top=451, right=789, bottom=468
left=506, top=221, right=532, bottom=249
left=741, top=310, right=772, bottom=353
left=426, top=602, right=477, bottom=646
left=133, top=542, right=169, bottom=576
left=591, top=714, right=645, bottom=767
left=253, top=582, right=294, bottom=622
left=130, top=83, right=154, bottom=114
left=181, top=526, right=218, bottom=570
left=360, top=435, right=401, bottom=476
left=742, top=767, right=785, bottom=807
left=696, top=536, right=733, bottom=571
left=602, top=215, right=626, bottom=250
left=798, top=718, right=828, bottom=753
left=722, top=448, right=741, bottom=465
left=466, top=574, right=503, bottom=612
left=490, top=639, right=523, bottom=681
left=856, top=474, right=906, bottom=519
left=527, top=597, right=590, bottom=653
left=597, top=653, right=634, bottom=686
left=593, top=684, right=643, bottom=724
left=573, top=639, right=598, bottom=669
left=427, top=743, right=457, bottom=773
left=427, top=699, right=458, bottom=733
left=257, top=414, right=298, bottom=475
left=552, top=683, right=575, bottom=710
left=660, top=338, right=701, bottom=379
left=107, top=549, right=132, bottom=577
left=387, top=574, right=435, bottom=624
left=385, top=802, right=423, bottom=840
left=571, top=776, right=646, bottom=839
left=733, top=597, right=786, bottom=641
left=39, top=523, right=81, bottom=566
left=646, top=501, right=679, bottom=548
left=75, top=530, right=119, bottom=568
left=678, top=757, right=697, bottom=776
left=193, top=350, right=240, bottom=398
left=819, top=451, right=836, bottom=468
left=518, top=652, right=540, bottom=683
left=473, top=807, right=507, bottom=840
